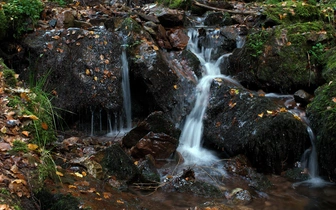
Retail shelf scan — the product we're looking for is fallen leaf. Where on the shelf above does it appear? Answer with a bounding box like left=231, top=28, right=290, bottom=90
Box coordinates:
left=56, top=171, right=64, bottom=177
left=100, top=55, right=104, bottom=60
left=104, top=59, right=109, bottom=64
left=74, top=172, right=83, bottom=178
left=332, top=97, right=336, bottom=103
left=173, top=85, right=178, bottom=89
left=258, top=113, right=264, bottom=118
left=68, top=185, right=77, bottom=189
left=117, top=199, right=124, bottom=204
left=22, top=115, right=39, bottom=120
left=279, top=107, right=287, bottom=112
left=153, top=45, right=159, bottom=51
left=0, top=142, right=11, bottom=151
left=215, top=122, right=221, bottom=127
left=1, top=126, right=7, bottom=134
left=41, top=122, right=48, bottom=130
left=27, top=143, right=38, bottom=151
left=52, top=35, right=60, bottom=40
left=103, top=192, right=112, bottom=199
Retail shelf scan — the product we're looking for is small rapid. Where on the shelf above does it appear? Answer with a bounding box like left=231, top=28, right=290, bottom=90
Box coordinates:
left=177, top=28, right=238, bottom=167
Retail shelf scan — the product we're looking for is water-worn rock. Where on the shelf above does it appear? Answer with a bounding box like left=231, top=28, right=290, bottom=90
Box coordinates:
left=122, top=111, right=180, bottom=159
left=94, top=144, right=141, bottom=182
left=21, top=27, right=123, bottom=114
left=203, top=81, right=309, bottom=174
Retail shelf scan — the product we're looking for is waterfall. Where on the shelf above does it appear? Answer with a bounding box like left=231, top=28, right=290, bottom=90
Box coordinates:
left=291, top=113, right=331, bottom=188
left=177, top=28, right=238, bottom=165
left=121, top=45, right=132, bottom=130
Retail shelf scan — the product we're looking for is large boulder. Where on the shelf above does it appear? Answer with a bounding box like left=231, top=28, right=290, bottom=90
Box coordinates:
left=203, top=81, right=310, bottom=174
left=21, top=27, right=123, bottom=114
left=306, top=81, right=336, bottom=181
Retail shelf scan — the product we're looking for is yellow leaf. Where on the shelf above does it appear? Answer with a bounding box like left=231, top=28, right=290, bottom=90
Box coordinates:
left=68, top=185, right=77, bottom=189
left=173, top=85, right=178, bottom=90
left=117, top=199, right=124, bottom=204
left=86, top=69, right=91, bottom=75
left=293, top=114, right=301, bottom=121
left=153, top=45, right=159, bottom=51
left=1, top=126, right=7, bottom=134
left=56, top=171, right=64, bottom=177
left=22, top=115, right=39, bottom=120
left=279, top=107, right=287, bottom=112
left=266, top=110, right=273, bottom=114
left=134, top=161, right=138, bottom=166
left=27, top=143, right=38, bottom=151
left=258, top=113, right=264, bottom=118
left=74, top=172, right=83, bottom=178
left=82, top=171, right=87, bottom=177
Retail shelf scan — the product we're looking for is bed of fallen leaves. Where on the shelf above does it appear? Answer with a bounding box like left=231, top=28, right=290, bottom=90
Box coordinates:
left=0, top=65, right=42, bottom=209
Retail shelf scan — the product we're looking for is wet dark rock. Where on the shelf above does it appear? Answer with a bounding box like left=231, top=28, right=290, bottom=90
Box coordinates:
left=168, top=28, right=189, bottom=50
left=225, top=155, right=271, bottom=191
left=122, top=111, right=180, bottom=149
left=94, top=144, right=141, bottom=182
left=49, top=19, right=57, bottom=28
left=307, top=82, right=336, bottom=182
left=130, top=131, right=178, bottom=159
left=58, top=10, right=75, bottom=28
left=138, top=13, right=160, bottom=23
left=293, top=89, right=313, bottom=106
left=155, top=8, right=185, bottom=27
left=20, top=28, right=123, bottom=114
left=137, top=154, right=160, bottom=183
left=203, top=82, right=309, bottom=174
left=128, top=21, right=196, bottom=122
left=204, top=12, right=233, bottom=27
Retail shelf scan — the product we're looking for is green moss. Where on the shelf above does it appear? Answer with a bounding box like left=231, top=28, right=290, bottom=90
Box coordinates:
left=158, top=0, right=192, bottom=9
left=322, top=47, right=336, bottom=81
left=246, top=29, right=272, bottom=58
left=3, top=69, right=17, bottom=87
left=264, top=1, right=321, bottom=25
left=10, top=140, right=29, bottom=153
left=0, top=9, right=8, bottom=40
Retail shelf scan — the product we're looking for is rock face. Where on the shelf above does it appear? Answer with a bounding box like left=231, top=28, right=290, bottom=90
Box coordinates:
left=21, top=27, right=123, bottom=114
left=202, top=81, right=309, bottom=174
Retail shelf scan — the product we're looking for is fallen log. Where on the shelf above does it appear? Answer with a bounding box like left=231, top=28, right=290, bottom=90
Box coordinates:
left=192, top=0, right=259, bottom=15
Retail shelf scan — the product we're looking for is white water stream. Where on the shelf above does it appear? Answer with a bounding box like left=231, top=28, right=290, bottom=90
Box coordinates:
left=177, top=28, right=239, bottom=166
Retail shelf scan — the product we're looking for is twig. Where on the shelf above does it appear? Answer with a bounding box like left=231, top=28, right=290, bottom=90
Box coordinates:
left=192, top=0, right=258, bottom=15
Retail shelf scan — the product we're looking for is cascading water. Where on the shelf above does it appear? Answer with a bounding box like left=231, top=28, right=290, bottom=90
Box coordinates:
left=121, top=45, right=132, bottom=130
left=177, top=28, right=239, bottom=166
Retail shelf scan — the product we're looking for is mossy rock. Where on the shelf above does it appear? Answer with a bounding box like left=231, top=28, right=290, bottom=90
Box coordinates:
left=322, top=47, right=336, bottom=82
left=229, top=21, right=334, bottom=92
left=0, top=59, right=17, bottom=87
left=307, top=81, right=336, bottom=181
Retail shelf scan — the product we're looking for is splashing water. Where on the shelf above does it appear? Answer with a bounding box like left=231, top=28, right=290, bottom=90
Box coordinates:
left=292, top=123, right=331, bottom=188
left=177, top=28, right=238, bottom=167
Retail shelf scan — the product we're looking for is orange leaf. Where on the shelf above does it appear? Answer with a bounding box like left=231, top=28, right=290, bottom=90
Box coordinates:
left=41, top=122, right=48, bottom=130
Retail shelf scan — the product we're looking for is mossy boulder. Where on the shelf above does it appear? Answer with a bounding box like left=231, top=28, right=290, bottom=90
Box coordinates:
left=322, top=47, right=336, bottom=82
left=306, top=81, right=336, bottom=181
left=229, top=21, right=334, bottom=92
